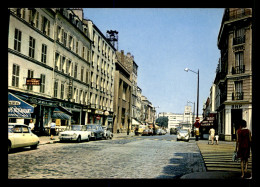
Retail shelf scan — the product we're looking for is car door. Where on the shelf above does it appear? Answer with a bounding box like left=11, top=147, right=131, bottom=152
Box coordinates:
left=22, top=126, right=33, bottom=146
left=11, top=125, right=24, bottom=148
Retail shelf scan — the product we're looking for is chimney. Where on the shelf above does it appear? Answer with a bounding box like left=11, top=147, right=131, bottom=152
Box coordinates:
left=121, top=50, right=124, bottom=63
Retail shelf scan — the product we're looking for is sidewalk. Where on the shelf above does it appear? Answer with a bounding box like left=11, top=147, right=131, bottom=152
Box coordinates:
left=181, top=139, right=252, bottom=179
left=38, top=132, right=135, bottom=145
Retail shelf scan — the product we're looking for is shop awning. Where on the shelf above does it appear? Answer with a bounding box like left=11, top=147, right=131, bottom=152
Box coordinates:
left=52, top=107, right=72, bottom=120
left=52, top=112, right=71, bottom=120
left=8, top=92, right=34, bottom=118
left=132, top=118, right=142, bottom=125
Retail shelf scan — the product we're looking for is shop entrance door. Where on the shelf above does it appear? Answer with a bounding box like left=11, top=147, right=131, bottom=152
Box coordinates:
left=231, top=109, right=242, bottom=140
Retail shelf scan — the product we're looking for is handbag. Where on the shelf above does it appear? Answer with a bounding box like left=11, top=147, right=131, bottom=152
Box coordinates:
left=232, top=151, right=239, bottom=162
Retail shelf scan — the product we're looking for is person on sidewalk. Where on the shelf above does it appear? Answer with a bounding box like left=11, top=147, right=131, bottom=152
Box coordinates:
left=209, top=128, right=215, bottom=145
left=215, top=133, right=219, bottom=145
left=235, top=119, right=252, bottom=179
left=50, top=119, right=56, bottom=140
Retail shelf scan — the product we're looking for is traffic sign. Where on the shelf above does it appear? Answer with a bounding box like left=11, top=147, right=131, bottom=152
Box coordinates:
left=196, top=117, right=200, bottom=121
left=194, top=121, right=200, bottom=128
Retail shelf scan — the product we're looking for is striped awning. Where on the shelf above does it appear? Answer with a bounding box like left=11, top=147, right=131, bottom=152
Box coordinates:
left=52, top=112, right=71, bottom=120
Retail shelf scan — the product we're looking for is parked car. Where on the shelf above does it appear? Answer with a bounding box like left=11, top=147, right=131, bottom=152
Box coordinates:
left=170, top=128, right=178, bottom=135
left=8, top=123, right=39, bottom=153
left=161, top=129, right=167, bottom=135
left=177, top=129, right=190, bottom=142
left=142, top=129, right=149, bottom=136
left=148, top=129, right=154, bottom=136
left=135, top=125, right=146, bottom=136
left=59, top=125, right=91, bottom=142
left=102, top=126, right=113, bottom=139
left=86, top=124, right=104, bottom=140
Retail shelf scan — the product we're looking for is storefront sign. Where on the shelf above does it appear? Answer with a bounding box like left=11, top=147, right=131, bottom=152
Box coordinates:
left=232, top=104, right=242, bottom=109
left=95, top=109, right=104, bottom=115
left=8, top=93, right=34, bottom=118
left=26, top=78, right=41, bottom=85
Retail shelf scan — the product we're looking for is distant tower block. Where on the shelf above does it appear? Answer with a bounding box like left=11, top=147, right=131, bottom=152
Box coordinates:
left=106, top=30, right=119, bottom=50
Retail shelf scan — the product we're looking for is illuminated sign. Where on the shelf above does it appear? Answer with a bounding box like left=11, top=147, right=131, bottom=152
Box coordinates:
left=26, top=78, right=41, bottom=85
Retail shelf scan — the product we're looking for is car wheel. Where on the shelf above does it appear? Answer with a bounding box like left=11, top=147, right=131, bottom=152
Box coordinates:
left=8, top=144, right=11, bottom=153
left=87, top=136, right=90, bottom=142
left=30, top=144, right=38, bottom=149
left=77, top=136, right=81, bottom=143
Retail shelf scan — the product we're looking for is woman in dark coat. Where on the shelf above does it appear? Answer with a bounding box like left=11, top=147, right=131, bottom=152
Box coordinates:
left=236, top=119, right=252, bottom=178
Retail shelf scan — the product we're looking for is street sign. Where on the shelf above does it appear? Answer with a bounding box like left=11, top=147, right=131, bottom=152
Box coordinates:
left=96, top=115, right=101, bottom=120
left=195, top=117, right=200, bottom=121
left=194, top=121, right=200, bottom=128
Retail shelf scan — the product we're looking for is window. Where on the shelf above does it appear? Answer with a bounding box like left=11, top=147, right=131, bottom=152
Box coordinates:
left=29, top=9, right=39, bottom=28
left=12, top=64, right=20, bottom=87
left=66, top=59, right=70, bottom=74
left=41, top=16, right=50, bottom=36
left=40, top=74, right=45, bottom=93
left=55, top=52, right=60, bottom=69
left=61, top=56, right=66, bottom=72
left=41, top=44, right=47, bottom=63
left=27, top=70, right=34, bottom=91
left=14, top=28, right=22, bottom=52
left=61, top=83, right=64, bottom=99
left=76, top=41, right=79, bottom=54
left=235, top=52, right=244, bottom=67
left=86, top=71, right=89, bottom=84
left=81, top=67, right=84, bottom=81
left=69, top=35, right=73, bottom=50
left=63, top=31, right=67, bottom=46
left=29, top=36, right=35, bottom=58
left=82, top=46, right=85, bottom=59
left=54, top=81, right=58, bottom=98
left=22, top=126, right=29, bottom=133
left=74, top=63, right=78, bottom=79
left=57, top=26, right=61, bottom=41
left=233, top=28, right=245, bottom=45
left=233, top=81, right=243, bottom=100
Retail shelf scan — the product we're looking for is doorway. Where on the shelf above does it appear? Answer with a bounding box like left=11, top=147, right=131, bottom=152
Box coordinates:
left=231, top=109, right=242, bottom=140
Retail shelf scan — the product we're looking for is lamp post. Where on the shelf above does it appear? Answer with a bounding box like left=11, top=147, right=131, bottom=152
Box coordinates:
left=185, top=68, right=199, bottom=140
left=188, top=101, right=195, bottom=137
left=153, top=106, right=160, bottom=135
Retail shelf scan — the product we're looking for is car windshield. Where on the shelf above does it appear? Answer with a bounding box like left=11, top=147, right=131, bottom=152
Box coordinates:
left=179, top=130, right=188, bottom=133
left=67, top=125, right=83, bottom=131
left=8, top=125, right=14, bottom=133
left=86, top=125, right=97, bottom=130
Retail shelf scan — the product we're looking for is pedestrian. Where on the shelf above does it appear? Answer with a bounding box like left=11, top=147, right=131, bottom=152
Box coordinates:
left=195, top=128, right=199, bottom=141
left=235, top=119, right=252, bottom=179
left=28, top=119, right=34, bottom=131
left=215, top=133, right=219, bottom=145
left=50, top=119, right=56, bottom=140
left=209, top=127, right=215, bottom=145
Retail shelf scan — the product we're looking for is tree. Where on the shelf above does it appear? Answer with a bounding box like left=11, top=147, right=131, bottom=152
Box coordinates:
left=156, top=117, right=168, bottom=128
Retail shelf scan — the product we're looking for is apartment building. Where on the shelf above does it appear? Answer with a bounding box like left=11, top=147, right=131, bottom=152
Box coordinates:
left=8, top=8, right=116, bottom=134
left=83, top=19, right=116, bottom=128
left=113, top=50, right=132, bottom=133
left=215, top=8, right=252, bottom=141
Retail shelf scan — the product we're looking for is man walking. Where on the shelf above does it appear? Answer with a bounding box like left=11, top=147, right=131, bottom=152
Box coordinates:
left=209, top=127, right=215, bottom=145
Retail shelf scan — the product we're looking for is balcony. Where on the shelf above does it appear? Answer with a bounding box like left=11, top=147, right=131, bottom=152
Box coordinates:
left=232, top=65, right=245, bottom=74
left=232, top=92, right=244, bottom=100
left=220, top=92, right=227, bottom=104
left=233, top=36, right=245, bottom=45
left=228, top=9, right=252, bottom=21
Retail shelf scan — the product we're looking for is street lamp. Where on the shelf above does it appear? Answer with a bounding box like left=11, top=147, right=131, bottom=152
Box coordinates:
left=153, top=106, right=160, bottom=135
left=187, top=101, right=195, bottom=137
left=184, top=68, right=199, bottom=118
left=185, top=68, right=199, bottom=140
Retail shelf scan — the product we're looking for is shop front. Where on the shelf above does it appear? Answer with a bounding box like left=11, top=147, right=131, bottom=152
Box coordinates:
left=200, top=113, right=217, bottom=140
left=8, top=92, right=34, bottom=123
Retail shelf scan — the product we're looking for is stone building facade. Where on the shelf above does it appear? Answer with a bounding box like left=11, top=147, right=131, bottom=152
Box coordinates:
left=215, top=8, right=252, bottom=141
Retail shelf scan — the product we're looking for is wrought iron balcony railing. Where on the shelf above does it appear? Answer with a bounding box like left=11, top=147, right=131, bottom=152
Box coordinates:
left=232, top=92, right=244, bottom=100
left=232, top=65, right=245, bottom=74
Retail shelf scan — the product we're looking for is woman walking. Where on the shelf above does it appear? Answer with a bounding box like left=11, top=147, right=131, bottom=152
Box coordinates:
left=236, top=119, right=252, bottom=178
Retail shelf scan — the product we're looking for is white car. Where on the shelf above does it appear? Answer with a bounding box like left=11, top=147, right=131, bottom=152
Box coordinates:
left=59, top=125, right=92, bottom=142
left=177, top=129, right=190, bottom=142
left=8, top=123, right=39, bottom=153
left=102, top=126, right=113, bottom=139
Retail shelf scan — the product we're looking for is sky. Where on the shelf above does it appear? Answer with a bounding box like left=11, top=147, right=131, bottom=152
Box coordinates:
left=83, top=8, right=224, bottom=114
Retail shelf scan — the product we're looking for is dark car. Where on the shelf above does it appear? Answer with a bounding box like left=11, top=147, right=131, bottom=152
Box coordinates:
left=86, top=124, right=104, bottom=140
left=170, top=128, right=178, bottom=135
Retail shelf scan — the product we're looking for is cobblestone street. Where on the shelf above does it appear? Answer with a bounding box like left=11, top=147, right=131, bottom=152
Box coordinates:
left=8, top=134, right=205, bottom=179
